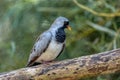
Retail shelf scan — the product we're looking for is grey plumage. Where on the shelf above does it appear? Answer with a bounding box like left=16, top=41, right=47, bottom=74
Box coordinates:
left=27, top=31, right=52, bottom=66
left=26, top=16, right=70, bottom=67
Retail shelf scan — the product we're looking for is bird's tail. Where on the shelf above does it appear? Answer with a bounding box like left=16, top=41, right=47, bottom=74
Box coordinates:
left=26, top=62, right=41, bottom=67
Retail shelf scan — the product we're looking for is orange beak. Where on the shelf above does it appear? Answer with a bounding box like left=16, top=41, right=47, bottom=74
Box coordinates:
left=67, top=25, right=71, bottom=31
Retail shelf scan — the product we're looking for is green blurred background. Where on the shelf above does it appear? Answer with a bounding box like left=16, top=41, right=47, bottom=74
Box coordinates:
left=0, top=0, right=120, bottom=80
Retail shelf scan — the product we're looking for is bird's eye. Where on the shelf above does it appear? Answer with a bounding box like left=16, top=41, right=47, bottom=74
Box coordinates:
left=64, top=21, right=69, bottom=25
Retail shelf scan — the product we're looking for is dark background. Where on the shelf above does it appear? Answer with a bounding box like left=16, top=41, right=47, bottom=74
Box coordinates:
left=0, top=0, right=120, bottom=80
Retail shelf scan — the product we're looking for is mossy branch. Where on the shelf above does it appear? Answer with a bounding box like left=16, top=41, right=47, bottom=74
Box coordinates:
left=0, top=48, right=120, bottom=80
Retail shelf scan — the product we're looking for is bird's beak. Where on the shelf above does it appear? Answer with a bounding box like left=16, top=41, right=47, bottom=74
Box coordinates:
left=67, top=25, right=71, bottom=31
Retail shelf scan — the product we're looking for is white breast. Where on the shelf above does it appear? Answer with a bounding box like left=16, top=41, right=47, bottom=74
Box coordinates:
left=36, top=39, right=63, bottom=62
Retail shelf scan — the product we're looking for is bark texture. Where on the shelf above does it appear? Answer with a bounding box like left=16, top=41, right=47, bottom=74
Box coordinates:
left=0, top=48, right=120, bottom=80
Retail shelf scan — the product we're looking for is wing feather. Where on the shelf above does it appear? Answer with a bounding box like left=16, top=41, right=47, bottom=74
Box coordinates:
left=56, top=43, right=65, bottom=58
left=26, top=31, right=52, bottom=67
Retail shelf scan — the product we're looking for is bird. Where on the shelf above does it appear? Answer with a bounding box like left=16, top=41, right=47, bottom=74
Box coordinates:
left=26, top=16, right=71, bottom=67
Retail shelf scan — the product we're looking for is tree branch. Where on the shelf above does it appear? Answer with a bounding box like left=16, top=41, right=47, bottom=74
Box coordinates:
left=0, top=48, right=120, bottom=80
left=73, top=0, right=120, bottom=17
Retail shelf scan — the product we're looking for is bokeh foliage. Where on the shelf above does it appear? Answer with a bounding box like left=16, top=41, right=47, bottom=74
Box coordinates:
left=0, top=0, right=120, bottom=80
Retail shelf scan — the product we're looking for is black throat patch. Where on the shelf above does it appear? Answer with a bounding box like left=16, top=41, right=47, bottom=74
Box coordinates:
left=55, top=28, right=66, bottom=43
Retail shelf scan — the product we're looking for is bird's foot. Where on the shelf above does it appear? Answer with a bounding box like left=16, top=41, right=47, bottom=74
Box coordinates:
left=42, top=61, right=57, bottom=65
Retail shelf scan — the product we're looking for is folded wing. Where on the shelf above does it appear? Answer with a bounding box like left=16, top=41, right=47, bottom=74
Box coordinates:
left=26, top=31, right=52, bottom=67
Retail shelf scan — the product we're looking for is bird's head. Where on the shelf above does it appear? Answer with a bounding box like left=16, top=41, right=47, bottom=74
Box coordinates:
left=50, top=16, right=71, bottom=31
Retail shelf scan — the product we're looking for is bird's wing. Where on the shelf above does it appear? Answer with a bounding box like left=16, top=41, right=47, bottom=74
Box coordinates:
left=56, top=43, right=65, bottom=58
left=26, top=31, right=52, bottom=67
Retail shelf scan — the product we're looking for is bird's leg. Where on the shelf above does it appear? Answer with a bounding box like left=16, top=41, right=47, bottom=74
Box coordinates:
left=42, top=60, right=57, bottom=65
left=50, top=60, right=58, bottom=63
